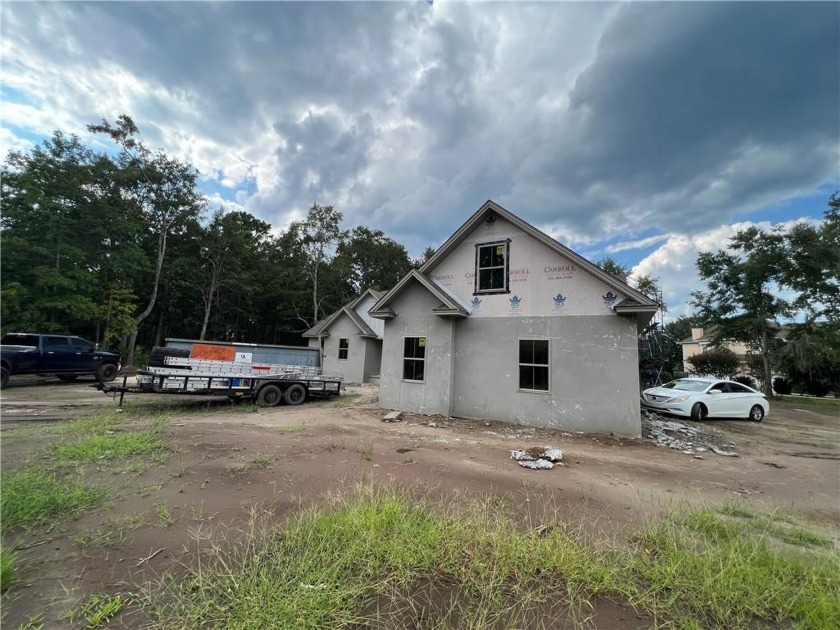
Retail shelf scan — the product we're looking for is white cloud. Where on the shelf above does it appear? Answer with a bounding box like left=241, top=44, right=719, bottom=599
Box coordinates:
left=630, top=218, right=818, bottom=319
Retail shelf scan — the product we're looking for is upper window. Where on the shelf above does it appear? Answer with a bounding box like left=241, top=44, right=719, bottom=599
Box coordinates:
left=71, top=338, right=94, bottom=352
left=45, top=337, right=71, bottom=351
left=403, top=337, right=426, bottom=382
left=519, top=339, right=549, bottom=392
left=338, top=338, right=349, bottom=360
left=475, top=241, right=510, bottom=294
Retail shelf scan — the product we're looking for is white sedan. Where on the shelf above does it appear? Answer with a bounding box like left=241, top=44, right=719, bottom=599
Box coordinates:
left=642, top=377, right=769, bottom=422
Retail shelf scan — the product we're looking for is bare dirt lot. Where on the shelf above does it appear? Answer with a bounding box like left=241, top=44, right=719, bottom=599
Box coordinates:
left=1, top=376, right=838, bottom=628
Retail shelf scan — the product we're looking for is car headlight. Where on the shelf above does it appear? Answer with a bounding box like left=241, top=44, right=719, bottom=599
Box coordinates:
left=670, top=396, right=690, bottom=403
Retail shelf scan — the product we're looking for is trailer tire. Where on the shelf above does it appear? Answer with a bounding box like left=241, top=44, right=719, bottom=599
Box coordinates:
left=284, top=384, right=307, bottom=406
left=257, top=384, right=282, bottom=407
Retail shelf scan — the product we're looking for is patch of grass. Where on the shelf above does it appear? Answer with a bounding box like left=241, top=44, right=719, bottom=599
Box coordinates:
left=56, top=412, right=123, bottom=437
left=156, top=502, right=173, bottom=527
left=14, top=613, right=44, bottom=630
left=250, top=453, right=276, bottom=469
left=51, top=432, right=164, bottom=463
left=357, top=438, right=374, bottom=461
left=1, top=545, right=16, bottom=592
left=776, top=394, right=840, bottom=409
left=633, top=508, right=840, bottom=628
left=75, top=514, right=145, bottom=551
left=141, top=488, right=840, bottom=630
left=277, top=424, right=307, bottom=434
left=63, top=592, right=126, bottom=629
left=0, top=468, right=105, bottom=532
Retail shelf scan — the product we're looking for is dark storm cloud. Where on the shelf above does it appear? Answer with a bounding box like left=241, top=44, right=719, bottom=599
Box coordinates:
left=519, top=1, right=840, bottom=234
left=2, top=1, right=837, bottom=254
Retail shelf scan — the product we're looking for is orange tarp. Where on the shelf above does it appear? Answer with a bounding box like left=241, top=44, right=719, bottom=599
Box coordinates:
left=190, top=343, right=235, bottom=361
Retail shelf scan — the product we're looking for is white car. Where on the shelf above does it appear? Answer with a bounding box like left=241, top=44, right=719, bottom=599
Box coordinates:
left=642, top=377, right=769, bottom=422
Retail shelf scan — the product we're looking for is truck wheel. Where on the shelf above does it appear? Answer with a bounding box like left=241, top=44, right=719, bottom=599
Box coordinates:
left=257, top=384, right=282, bottom=407
left=96, top=363, right=119, bottom=383
left=284, top=384, right=307, bottom=406
left=0, top=367, right=8, bottom=389
left=58, top=375, right=79, bottom=382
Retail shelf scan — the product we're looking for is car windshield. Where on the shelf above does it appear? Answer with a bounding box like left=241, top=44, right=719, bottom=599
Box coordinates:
left=661, top=379, right=710, bottom=392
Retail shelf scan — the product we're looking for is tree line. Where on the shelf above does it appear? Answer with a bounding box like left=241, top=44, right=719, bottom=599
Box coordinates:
left=1, top=116, right=418, bottom=364
left=3, top=117, right=836, bottom=394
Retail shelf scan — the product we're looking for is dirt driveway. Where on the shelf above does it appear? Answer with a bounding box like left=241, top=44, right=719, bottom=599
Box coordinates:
left=1, top=378, right=838, bottom=627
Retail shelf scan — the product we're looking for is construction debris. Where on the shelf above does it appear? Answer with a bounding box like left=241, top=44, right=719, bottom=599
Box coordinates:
left=382, top=411, right=402, bottom=422
left=643, top=412, right=739, bottom=457
left=511, top=446, right=564, bottom=470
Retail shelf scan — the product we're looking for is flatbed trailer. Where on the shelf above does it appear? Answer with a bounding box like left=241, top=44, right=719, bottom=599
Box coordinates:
left=94, top=346, right=342, bottom=407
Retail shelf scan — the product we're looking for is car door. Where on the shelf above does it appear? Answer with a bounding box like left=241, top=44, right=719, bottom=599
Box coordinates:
left=40, top=336, right=74, bottom=372
left=704, top=381, right=732, bottom=417
left=724, top=382, right=758, bottom=417
left=70, top=337, right=98, bottom=371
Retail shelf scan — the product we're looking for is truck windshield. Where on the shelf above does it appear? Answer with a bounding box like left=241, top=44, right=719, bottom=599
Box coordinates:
left=1, top=334, right=39, bottom=347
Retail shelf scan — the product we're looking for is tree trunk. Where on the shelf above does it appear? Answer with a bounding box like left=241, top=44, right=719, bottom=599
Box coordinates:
left=125, top=228, right=167, bottom=366
left=761, top=326, right=773, bottom=399
left=312, top=262, right=319, bottom=325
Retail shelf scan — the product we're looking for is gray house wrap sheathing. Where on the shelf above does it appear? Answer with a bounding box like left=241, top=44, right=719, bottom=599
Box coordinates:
left=369, top=201, right=658, bottom=437
left=303, top=289, right=385, bottom=383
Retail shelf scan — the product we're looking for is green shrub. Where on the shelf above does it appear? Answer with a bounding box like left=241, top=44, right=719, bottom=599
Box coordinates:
left=773, top=377, right=793, bottom=395
left=732, top=375, right=755, bottom=389
left=0, top=545, right=16, bottom=592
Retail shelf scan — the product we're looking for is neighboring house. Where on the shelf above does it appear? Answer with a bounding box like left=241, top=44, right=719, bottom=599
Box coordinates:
left=680, top=325, right=788, bottom=374
left=369, top=200, right=659, bottom=437
left=303, top=289, right=385, bottom=383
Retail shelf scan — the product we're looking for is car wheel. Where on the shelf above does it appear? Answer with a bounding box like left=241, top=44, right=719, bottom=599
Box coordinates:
left=95, top=363, right=119, bottom=383
left=749, top=405, right=765, bottom=422
left=58, top=375, right=79, bottom=382
left=690, top=402, right=707, bottom=421
left=257, top=384, right=282, bottom=407
left=0, top=367, right=9, bottom=389
left=283, top=384, right=307, bottom=406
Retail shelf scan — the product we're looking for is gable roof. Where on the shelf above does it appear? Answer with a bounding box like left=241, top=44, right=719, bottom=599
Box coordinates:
left=369, top=270, right=470, bottom=319
left=420, top=200, right=659, bottom=311
left=302, top=288, right=384, bottom=338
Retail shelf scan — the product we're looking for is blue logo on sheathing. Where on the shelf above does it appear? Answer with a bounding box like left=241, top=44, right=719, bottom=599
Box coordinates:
left=510, top=295, right=522, bottom=310
left=553, top=293, right=566, bottom=308
left=602, top=291, right=617, bottom=307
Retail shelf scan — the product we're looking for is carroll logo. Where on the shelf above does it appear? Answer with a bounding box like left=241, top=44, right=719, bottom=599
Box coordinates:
left=602, top=291, right=618, bottom=307
left=510, top=295, right=522, bottom=310
left=552, top=293, right=567, bottom=308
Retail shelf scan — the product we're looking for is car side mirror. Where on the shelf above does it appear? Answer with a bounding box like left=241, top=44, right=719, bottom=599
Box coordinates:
left=709, top=389, right=722, bottom=395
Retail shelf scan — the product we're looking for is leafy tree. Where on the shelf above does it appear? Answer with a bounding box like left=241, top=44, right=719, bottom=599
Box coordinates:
left=414, top=246, right=437, bottom=269
left=1, top=132, right=145, bottom=341
left=596, top=257, right=630, bottom=282
left=89, top=115, right=204, bottom=364
left=686, top=348, right=740, bottom=378
left=287, top=203, right=345, bottom=326
left=691, top=226, right=790, bottom=398
left=782, top=194, right=840, bottom=324
left=334, top=226, right=412, bottom=293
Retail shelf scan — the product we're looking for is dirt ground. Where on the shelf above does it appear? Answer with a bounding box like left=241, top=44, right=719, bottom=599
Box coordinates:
left=1, top=376, right=838, bottom=628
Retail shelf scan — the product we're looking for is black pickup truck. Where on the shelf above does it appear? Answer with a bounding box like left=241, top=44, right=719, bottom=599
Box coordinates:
left=0, top=333, right=121, bottom=388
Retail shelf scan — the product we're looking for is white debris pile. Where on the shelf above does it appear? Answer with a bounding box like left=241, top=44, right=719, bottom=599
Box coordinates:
left=644, top=412, right=738, bottom=457
left=511, top=447, right=564, bottom=470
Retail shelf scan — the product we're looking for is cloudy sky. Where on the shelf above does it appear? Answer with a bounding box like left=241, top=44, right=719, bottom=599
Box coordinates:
left=2, top=1, right=838, bottom=317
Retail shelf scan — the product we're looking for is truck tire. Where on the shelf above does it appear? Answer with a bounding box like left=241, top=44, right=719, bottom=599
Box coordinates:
left=96, top=363, right=119, bottom=383
left=257, top=384, right=282, bottom=407
left=284, top=383, right=307, bottom=406
left=0, top=367, right=8, bottom=389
